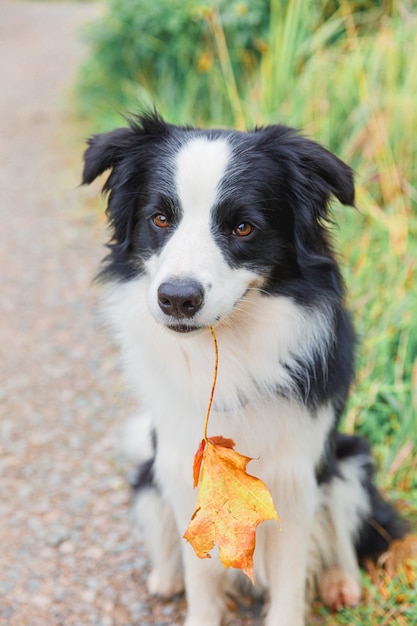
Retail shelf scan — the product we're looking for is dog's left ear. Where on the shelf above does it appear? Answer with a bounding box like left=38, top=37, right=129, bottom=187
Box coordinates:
left=257, top=126, right=355, bottom=209
left=296, top=138, right=355, bottom=208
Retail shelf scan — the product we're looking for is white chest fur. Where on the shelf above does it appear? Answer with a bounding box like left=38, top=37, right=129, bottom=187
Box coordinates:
left=104, top=278, right=334, bottom=502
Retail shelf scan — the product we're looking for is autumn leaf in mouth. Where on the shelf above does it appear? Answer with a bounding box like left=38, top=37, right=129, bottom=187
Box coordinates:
left=183, top=327, right=279, bottom=583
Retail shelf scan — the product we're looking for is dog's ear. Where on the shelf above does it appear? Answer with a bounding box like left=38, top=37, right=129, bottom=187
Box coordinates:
left=82, top=113, right=170, bottom=280
left=295, top=138, right=355, bottom=208
left=256, top=125, right=355, bottom=210
left=290, top=135, right=355, bottom=291
left=257, top=126, right=355, bottom=293
left=82, top=112, right=170, bottom=185
left=82, top=127, right=136, bottom=185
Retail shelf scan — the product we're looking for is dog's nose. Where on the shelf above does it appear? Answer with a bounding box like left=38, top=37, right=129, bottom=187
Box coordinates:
left=158, top=280, right=204, bottom=319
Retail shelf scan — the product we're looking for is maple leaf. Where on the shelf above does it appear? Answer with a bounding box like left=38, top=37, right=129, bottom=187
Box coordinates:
left=379, top=534, right=417, bottom=583
left=184, top=436, right=279, bottom=582
left=183, top=327, right=279, bottom=583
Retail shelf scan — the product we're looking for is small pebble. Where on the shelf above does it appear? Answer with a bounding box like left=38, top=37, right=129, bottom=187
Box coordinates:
left=59, top=540, right=75, bottom=554
left=82, top=589, right=97, bottom=604
left=32, top=594, right=52, bottom=608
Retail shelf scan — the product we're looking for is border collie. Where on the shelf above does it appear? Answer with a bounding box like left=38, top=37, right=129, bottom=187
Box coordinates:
left=83, top=112, right=404, bottom=626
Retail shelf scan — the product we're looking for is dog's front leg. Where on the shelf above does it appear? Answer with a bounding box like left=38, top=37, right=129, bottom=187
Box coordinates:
left=182, top=544, right=227, bottom=626
left=263, top=522, right=309, bottom=626
left=262, top=470, right=317, bottom=626
left=155, top=443, right=227, bottom=626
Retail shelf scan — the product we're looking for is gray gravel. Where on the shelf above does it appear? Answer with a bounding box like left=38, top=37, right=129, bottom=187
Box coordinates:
left=0, top=3, right=264, bottom=625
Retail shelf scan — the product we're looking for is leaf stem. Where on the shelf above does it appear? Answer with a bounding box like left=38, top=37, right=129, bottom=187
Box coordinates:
left=203, top=326, right=219, bottom=441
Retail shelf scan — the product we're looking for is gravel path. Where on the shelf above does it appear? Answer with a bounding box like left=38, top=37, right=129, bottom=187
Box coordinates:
left=0, top=3, right=189, bottom=625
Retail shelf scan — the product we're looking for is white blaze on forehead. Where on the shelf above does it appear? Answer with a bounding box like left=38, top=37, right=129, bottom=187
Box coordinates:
left=174, top=136, right=231, bottom=217
left=146, top=135, right=259, bottom=328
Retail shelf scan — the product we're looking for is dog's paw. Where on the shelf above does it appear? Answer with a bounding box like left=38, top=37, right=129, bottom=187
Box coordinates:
left=147, top=568, right=184, bottom=598
left=318, top=567, right=361, bottom=610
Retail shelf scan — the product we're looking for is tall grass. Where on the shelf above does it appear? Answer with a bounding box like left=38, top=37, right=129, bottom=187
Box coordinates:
left=75, top=0, right=269, bottom=129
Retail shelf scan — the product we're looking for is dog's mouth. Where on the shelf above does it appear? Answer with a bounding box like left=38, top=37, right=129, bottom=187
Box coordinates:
left=167, top=322, right=204, bottom=334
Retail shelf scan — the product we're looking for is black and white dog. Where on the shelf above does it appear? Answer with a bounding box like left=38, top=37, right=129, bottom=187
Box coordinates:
left=83, top=113, right=403, bottom=626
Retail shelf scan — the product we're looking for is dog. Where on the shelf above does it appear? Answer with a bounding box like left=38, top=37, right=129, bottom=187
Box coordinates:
left=83, top=112, right=404, bottom=626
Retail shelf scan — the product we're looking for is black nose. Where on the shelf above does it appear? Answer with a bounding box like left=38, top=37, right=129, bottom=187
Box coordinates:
left=158, top=279, right=204, bottom=319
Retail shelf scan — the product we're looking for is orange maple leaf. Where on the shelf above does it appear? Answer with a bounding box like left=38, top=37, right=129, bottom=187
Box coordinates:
left=183, top=327, right=279, bottom=583
left=184, top=436, right=279, bottom=582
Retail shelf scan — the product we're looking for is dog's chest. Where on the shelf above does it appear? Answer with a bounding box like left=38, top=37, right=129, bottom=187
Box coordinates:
left=141, top=331, right=333, bottom=485
left=105, top=279, right=334, bottom=477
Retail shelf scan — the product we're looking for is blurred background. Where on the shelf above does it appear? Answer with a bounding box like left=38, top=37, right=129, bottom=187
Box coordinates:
left=1, top=1, right=416, bottom=625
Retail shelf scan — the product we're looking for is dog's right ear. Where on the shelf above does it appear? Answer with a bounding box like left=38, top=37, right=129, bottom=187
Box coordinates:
left=82, top=127, right=135, bottom=185
left=82, top=112, right=170, bottom=185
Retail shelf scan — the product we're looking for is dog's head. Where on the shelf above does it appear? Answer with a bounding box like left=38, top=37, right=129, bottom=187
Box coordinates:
left=83, top=112, right=354, bottom=333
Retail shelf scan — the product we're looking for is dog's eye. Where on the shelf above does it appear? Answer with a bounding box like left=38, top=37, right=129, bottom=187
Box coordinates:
left=152, top=214, right=170, bottom=229
left=233, top=222, right=254, bottom=237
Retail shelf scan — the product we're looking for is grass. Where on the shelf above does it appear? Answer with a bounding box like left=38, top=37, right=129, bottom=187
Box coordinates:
left=312, top=575, right=417, bottom=625
left=75, top=1, right=417, bottom=622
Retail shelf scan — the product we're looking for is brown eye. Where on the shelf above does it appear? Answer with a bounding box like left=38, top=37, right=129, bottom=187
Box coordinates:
left=233, top=222, right=254, bottom=237
left=152, top=214, right=170, bottom=229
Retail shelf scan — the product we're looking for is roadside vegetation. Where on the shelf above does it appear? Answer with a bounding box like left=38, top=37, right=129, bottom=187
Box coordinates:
left=76, top=1, right=417, bottom=623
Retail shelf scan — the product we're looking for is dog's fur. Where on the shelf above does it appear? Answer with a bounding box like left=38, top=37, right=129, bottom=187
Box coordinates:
left=83, top=112, right=404, bottom=626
